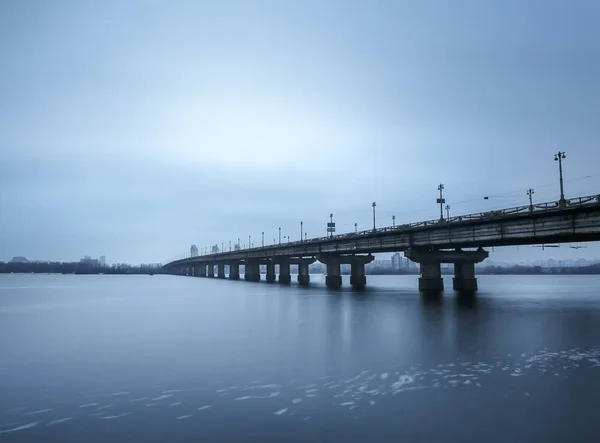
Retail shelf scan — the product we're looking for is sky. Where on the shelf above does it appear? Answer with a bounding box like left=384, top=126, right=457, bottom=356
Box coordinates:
left=1, top=0, right=599, bottom=265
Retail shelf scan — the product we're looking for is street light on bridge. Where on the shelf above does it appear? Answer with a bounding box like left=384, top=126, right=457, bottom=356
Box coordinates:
left=279, top=227, right=281, bottom=245
left=554, top=151, right=567, bottom=207
left=372, top=202, right=377, bottom=231
left=249, top=235, right=251, bottom=250
left=300, top=221, right=303, bottom=242
left=355, top=222, right=358, bottom=234
left=392, top=215, right=396, bottom=228
left=445, top=205, right=450, bottom=220
left=229, top=240, right=231, bottom=252
left=437, top=184, right=446, bottom=221
left=527, top=189, right=535, bottom=211
left=262, top=232, right=264, bottom=247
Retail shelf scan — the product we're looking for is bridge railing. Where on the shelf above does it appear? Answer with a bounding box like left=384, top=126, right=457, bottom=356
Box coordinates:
left=166, top=194, right=600, bottom=265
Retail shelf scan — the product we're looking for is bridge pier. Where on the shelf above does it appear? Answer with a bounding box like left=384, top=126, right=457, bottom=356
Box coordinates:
left=207, top=264, right=215, bottom=278
left=297, top=259, right=312, bottom=286
left=418, top=262, right=444, bottom=292
left=217, top=263, right=225, bottom=279
left=405, top=248, right=488, bottom=292
left=266, top=261, right=276, bottom=283
left=278, top=260, right=291, bottom=284
left=350, top=255, right=374, bottom=289
left=197, top=264, right=206, bottom=277
left=245, top=261, right=260, bottom=282
left=229, top=262, right=240, bottom=280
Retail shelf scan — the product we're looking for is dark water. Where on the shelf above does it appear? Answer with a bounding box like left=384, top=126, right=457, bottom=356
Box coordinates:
left=1, top=274, right=599, bottom=442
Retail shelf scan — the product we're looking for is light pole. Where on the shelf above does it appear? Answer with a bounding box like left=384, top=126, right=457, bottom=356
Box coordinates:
left=392, top=215, right=396, bottom=228
left=278, top=227, right=281, bottom=245
left=249, top=235, right=251, bottom=250
left=229, top=240, right=231, bottom=252
left=221, top=242, right=224, bottom=253
left=305, top=232, right=307, bottom=241
left=372, top=202, right=376, bottom=231
left=300, top=221, right=303, bottom=242
left=437, top=184, right=445, bottom=221
left=554, top=151, right=566, bottom=207
left=237, top=238, right=240, bottom=250
left=527, top=188, right=535, bottom=211
left=355, top=222, right=358, bottom=234
left=329, top=213, right=334, bottom=238
left=262, top=231, right=264, bottom=247
left=445, top=205, right=450, bottom=220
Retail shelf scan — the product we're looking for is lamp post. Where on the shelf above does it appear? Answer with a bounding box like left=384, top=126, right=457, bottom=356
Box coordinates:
left=355, top=222, right=358, bottom=234
left=527, top=188, right=535, bottom=211
left=249, top=235, right=251, bottom=250
left=221, top=242, right=224, bottom=254
left=305, top=232, right=307, bottom=241
left=229, top=240, right=231, bottom=252
left=300, top=221, right=303, bottom=242
left=278, top=227, right=281, bottom=245
left=554, top=151, right=567, bottom=207
left=262, top=231, right=264, bottom=247
left=392, top=215, right=396, bottom=228
left=437, top=184, right=445, bottom=221
left=445, top=205, right=450, bottom=220
left=237, top=238, right=240, bottom=250
left=372, top=202, right=376, bottom=231
left=329, top=213, right=334, bottom=238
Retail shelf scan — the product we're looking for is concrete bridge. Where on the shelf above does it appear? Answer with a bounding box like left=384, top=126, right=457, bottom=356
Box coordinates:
left=163, top=194, right=600, bottom=291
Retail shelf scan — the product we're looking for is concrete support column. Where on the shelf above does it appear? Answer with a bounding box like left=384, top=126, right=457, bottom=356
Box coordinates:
left=266, top=261, right=276, bottom=283
left=207, top=264, right=215, bottom=278
left=278, top=260, right=291, bottom=284
left=217, top=263, right=225, bottom=279
left=197, top=264, right=206, bottom=277
left=350, top=262, right=366, bottom=289
left=297, top=261, right=310, bottom=286
left=325, top=261, right=342, bottom=289
left=229, top=262, right=240, bottom=280
left=453, top=262, right=477, bottom=291
left=245, top=261, right=260, bottom=282
left=418, top=262, right=444, bottom=292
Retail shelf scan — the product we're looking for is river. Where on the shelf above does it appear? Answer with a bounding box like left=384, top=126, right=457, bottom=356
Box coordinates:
left=1, top=274, right=599, bottom=442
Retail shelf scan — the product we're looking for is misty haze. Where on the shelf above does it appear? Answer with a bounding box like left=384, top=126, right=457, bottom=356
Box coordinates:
left=1, top=1, right=600, bottom=442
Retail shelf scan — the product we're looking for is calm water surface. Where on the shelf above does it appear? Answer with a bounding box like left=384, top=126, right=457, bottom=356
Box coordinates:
left=1, top=274, right=599, bottom=442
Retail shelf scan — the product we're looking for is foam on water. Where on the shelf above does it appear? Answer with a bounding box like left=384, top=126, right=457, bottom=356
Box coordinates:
left=197, top=405, right=213, bottom=411
left=0, top=422, right=38, bottom=434
left=47, top=418, right=73, bottom=426
left=273, top=408, right=287, bottom=415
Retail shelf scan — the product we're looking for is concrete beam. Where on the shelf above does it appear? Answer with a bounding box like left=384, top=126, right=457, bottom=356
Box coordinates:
left=404, top=248, right=488, bottom=264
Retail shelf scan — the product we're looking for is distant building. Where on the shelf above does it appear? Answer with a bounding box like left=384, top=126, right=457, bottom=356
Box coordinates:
left=10, top=256, right=28, bottom=263
left=234, top=244, right=241, bottom=251
left=211, top=245, right=219, bottom=254
left=80, top=256, right=99, bottom=266
left=99, top=255, right=106, bottom=267
left=190, top=245, right=199, bottom=257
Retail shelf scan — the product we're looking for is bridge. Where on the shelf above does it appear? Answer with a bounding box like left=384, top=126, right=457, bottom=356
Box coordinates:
left=163, top=194, right=600, bottom=292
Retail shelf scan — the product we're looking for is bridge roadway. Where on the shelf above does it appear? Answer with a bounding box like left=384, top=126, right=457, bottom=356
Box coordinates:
left=163, top=194, right=600, bottom=292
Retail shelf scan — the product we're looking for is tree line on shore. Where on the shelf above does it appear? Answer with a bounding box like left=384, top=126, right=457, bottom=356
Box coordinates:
left=0, top=262, right=165, bottom=275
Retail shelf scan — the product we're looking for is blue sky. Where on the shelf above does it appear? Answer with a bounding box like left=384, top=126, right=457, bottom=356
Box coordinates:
left=1, top=0, right=599, bottom=264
